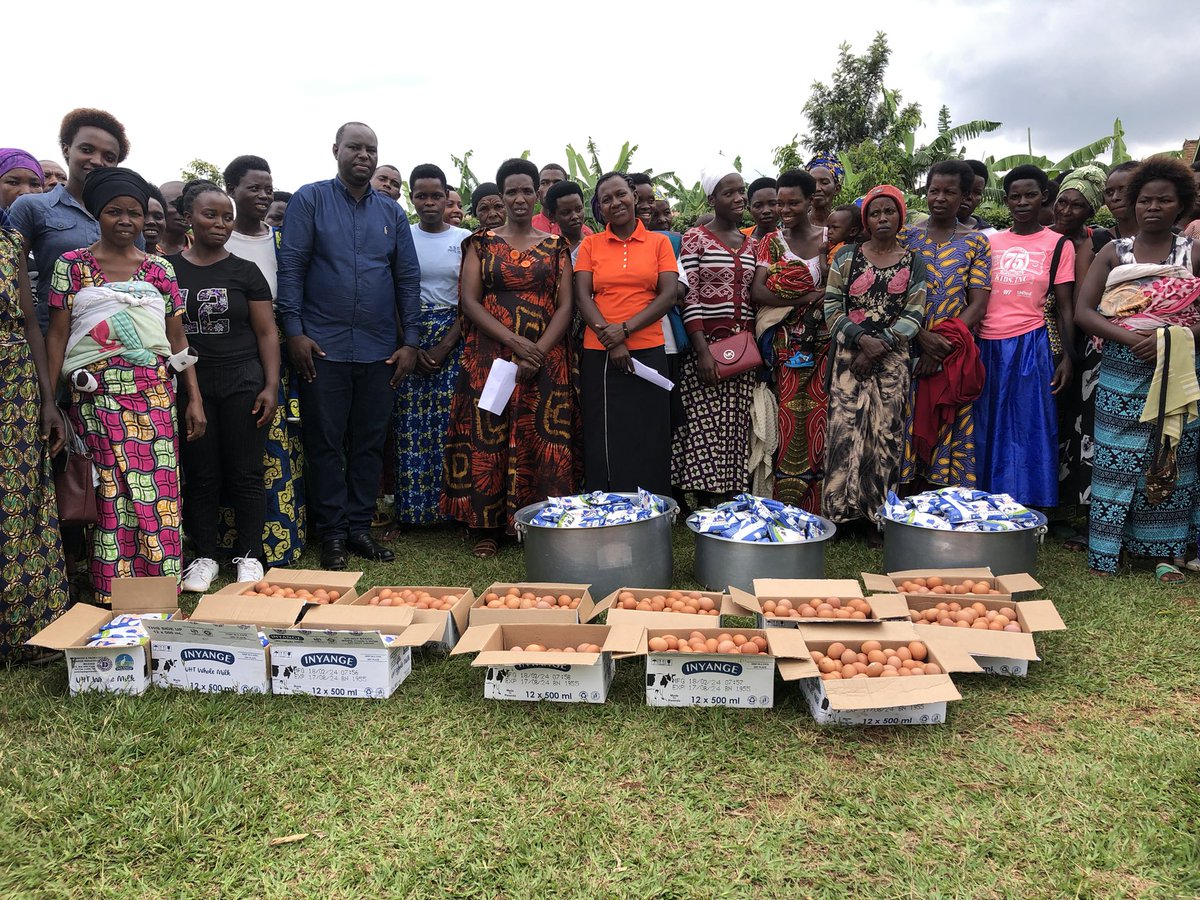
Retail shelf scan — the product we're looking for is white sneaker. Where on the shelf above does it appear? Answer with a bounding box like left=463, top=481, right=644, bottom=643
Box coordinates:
left=181, top=557, right=219, bottom=593
left=234, top=556, right=264, bottom=584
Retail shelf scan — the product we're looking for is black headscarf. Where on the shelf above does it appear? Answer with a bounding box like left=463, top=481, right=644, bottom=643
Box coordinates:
left=470, top=182, right=500, bottom=216
left=82, top=167, right=151, bottom=217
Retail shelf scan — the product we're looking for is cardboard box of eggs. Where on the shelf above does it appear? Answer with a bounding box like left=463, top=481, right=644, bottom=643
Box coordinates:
left=728, top=579, right=910, bottom=627
left=352, top=586, right=475, bottom=650
left=619, top=627, right=816, bottom=709
left=450, top=623, right=642, bottom=703
left=468, top=583, right=598, bottom=627
left=217, top=567, right=363, bottom=607
left=794, top=622, right=983, bottom=725
left=591, top=587, right=740, bottom=629
left=861, top=569, right=1065, bottom=677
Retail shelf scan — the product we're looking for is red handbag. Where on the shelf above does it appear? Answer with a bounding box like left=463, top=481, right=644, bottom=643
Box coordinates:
left=709, top=328, right=762, bottom=380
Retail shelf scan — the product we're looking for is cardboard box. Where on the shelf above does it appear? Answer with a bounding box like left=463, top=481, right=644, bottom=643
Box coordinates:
left=861, top=568, right=1042, bottom=601
left=728, top=579, right=909, bottom=628
left=796, top=624, right=982, bottom=725
left=450, top=623, right=641, bottom=703
left=266, top=606, right=442, bottom=699
left=469, top=583, right=597, bottom=627
left=143, top=594, right=305, bottom=694
left=25, top=577, right=180, bottom=695
left=621, top=627, right=817, bottom=708
left=352, top=586, right=474, bottom=650
left=217, top=567, right=362, bottom=606
left=908, top=596, right=1066, bottom=677
left=590, top=587, right=740, bottom=629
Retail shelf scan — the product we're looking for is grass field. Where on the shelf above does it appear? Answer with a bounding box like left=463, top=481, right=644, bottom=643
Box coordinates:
left=2, top=526, right=1198, bottom=899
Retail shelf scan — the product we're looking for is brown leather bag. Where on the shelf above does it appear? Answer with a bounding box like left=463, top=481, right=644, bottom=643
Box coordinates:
left=53, top=411, right=97, bottom=525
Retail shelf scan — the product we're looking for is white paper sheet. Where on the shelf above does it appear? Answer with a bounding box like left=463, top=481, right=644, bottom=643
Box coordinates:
left=631, top=359, right=674, bottom=392
left=478, top=358, right=518, bottom=414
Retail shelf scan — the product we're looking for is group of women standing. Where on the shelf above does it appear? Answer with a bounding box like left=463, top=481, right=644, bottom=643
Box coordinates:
left=6, top=113, right=1200, bottom=665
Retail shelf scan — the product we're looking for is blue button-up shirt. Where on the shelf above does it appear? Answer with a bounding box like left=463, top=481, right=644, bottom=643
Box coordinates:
left=8, top=184, right=101, bottom=308
left=276, top=177, right=421, bottom=362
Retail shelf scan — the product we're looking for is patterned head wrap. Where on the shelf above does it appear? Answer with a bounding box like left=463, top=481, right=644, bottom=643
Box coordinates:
left=1058, top=165, right=1106, bottom=216
left=82, top=167, right=150, bottom=217
left=0, top=149, right=44, bottom=182
left=700, top=161, right=739, bottom=199
left=860, top=184, right=907, bottom=231
left=806, top=152, right=845, bottom=189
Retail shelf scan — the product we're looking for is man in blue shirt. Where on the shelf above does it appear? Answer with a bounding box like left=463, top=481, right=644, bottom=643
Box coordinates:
left=277, top=122, right=421, bottom=569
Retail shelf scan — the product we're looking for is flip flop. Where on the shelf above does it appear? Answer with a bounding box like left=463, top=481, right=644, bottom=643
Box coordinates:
left=1062, top=535, right=1087, bottom=552
left=1184, top=558, right=1200, bottom=573
left=472, top=538, right=499, bottom=559
left=1155, top=562, right=1185, bottom=584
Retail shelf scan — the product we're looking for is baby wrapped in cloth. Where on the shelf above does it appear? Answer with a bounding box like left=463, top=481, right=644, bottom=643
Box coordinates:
left=62, top=280, right=173, bottom=379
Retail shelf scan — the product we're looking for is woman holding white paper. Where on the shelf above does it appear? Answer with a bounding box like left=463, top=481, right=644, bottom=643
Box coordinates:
left=440, top=158, right=579, bottom=558
left=574, top=172, right=679, bottom=495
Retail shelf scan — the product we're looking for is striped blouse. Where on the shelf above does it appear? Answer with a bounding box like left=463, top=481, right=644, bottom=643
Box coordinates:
left=680, top=225, right=757, bottom=338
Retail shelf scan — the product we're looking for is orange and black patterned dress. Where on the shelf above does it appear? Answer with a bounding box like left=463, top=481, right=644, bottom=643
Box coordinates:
left=440, top=230, right=579, bottom=531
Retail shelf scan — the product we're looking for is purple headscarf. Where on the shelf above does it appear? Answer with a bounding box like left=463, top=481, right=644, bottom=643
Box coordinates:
left=0, top=149, right=44, bottom=182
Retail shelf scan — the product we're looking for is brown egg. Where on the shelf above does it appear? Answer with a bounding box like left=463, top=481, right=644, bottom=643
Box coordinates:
left=923, top=663, right=942, bottom=675
left=926, top=576, right=944, bottom=588
left=751, top=636, right=768, bottom=651
left=716, top=640, right=737, bottom=654
left=840, top=649, right=858, bottom=665
left=648, top=637, right=669, bottom=652
left=821, top=671, right=841, bottom=681
left=827, top=642, right=847, bottom=660
left=524, top=644, right=545, bottom=652
left=908, top=641, right=928, bottom=661
left=866, top=662, right=884, bottom=677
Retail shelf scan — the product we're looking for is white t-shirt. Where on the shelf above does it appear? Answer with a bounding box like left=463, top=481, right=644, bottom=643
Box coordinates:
left=413, top=225, right=471, bottom=309
left=226, top=228, right=278, bottom=299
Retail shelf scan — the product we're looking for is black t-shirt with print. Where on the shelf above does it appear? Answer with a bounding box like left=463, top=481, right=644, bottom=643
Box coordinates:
left=169, top=253, right=273, bottom=367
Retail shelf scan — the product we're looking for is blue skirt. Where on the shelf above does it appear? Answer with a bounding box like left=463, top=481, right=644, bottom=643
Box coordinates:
left=393, top=307, right=462, bottom=525
left=974, top=327, right=1058, bottom=507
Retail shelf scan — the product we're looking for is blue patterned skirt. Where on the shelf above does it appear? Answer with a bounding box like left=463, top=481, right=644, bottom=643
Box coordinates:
left=1087, top=340, right=1198, bottom=572
left=393, top=307, right=462, bottom=525
left=974, top=327, right=1058, bottom=507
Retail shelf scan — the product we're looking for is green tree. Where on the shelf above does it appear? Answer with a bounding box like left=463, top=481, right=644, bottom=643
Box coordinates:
left=180, top=159, right=223, bottom=187
left=802, top=33, right=922, bottom=152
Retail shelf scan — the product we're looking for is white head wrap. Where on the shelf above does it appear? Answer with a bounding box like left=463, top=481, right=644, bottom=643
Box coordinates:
left=700, top=162, right=739, bottom=199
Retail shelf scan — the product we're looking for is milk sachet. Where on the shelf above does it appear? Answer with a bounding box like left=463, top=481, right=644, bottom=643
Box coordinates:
left=687, top=493, right=827, bottom=543
left=529, top=488, right=669, bottom=528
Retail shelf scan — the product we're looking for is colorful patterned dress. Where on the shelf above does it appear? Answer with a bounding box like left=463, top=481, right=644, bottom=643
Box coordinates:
left=755, top=231, right=828, bottom=513
left=440, top=231, right=579, bottom=531
left=822, top=244, right=927, bottom=522
left=899, top=226, right=992, bottom=486
left=672, top=226, right=758, bottom=494
left=48, top=249, right=184, bottom=601
left=1088, top=235, right=1198, bottom=573
left=217, top=227, right=305, bottom=565
left=0, top=223, right=68, bottom=659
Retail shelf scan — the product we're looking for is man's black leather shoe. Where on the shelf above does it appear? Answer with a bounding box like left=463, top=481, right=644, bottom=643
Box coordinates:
left=321, top=538, right=348, bottom=570
left=348, top=532, right=395, bottom=562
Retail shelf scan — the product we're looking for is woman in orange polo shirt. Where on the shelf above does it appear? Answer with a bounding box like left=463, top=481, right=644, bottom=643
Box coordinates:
left=574, top=172, right=680, bottom=494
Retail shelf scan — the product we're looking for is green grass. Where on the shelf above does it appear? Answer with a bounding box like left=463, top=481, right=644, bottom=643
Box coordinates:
left=2, top=527, right=1198, bottom=899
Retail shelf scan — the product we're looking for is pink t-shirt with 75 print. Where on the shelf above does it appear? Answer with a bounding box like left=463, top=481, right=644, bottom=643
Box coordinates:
left=978, top=227, right=1075, bottom=340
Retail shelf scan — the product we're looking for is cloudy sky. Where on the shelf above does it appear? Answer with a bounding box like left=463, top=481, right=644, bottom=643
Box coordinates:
left=9, top=0, right=1196, bottom=195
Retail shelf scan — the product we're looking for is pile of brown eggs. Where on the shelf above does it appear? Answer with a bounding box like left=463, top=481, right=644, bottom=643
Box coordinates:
left=647, top=632, right=769, bottom=655
left=368, top=589, right=458, bottom=611
left=241, top=582, right=340, bottom=604
left=909, top=601, right=1022, bottom=632
left=762, top=597, right=872, bottom=619
left=896, top=577, right=1002, bottom=595
left=615, top=591, right=720, bottom=615
left=509, top=643, right=602, bottom=653
left=482, top=588, right=581, bottom=610
left=811, top=640, right=942, bottom=680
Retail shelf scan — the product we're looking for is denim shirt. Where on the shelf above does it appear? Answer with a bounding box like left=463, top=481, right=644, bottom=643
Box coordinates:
left=7, top=184, right=102, bottom=309
left=276, top=177, right=421, bottom=363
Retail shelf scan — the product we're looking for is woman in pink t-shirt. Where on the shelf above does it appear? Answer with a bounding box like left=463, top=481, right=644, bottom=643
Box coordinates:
left=973, top=165, right=1075, bottom=507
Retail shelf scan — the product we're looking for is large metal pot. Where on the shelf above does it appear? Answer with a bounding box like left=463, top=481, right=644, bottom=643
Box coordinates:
left=878, top=509, right=1048, bottom=576
left=688, top=517, right=836, bottom=592
left=514, top=495, right=679, bottom=600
